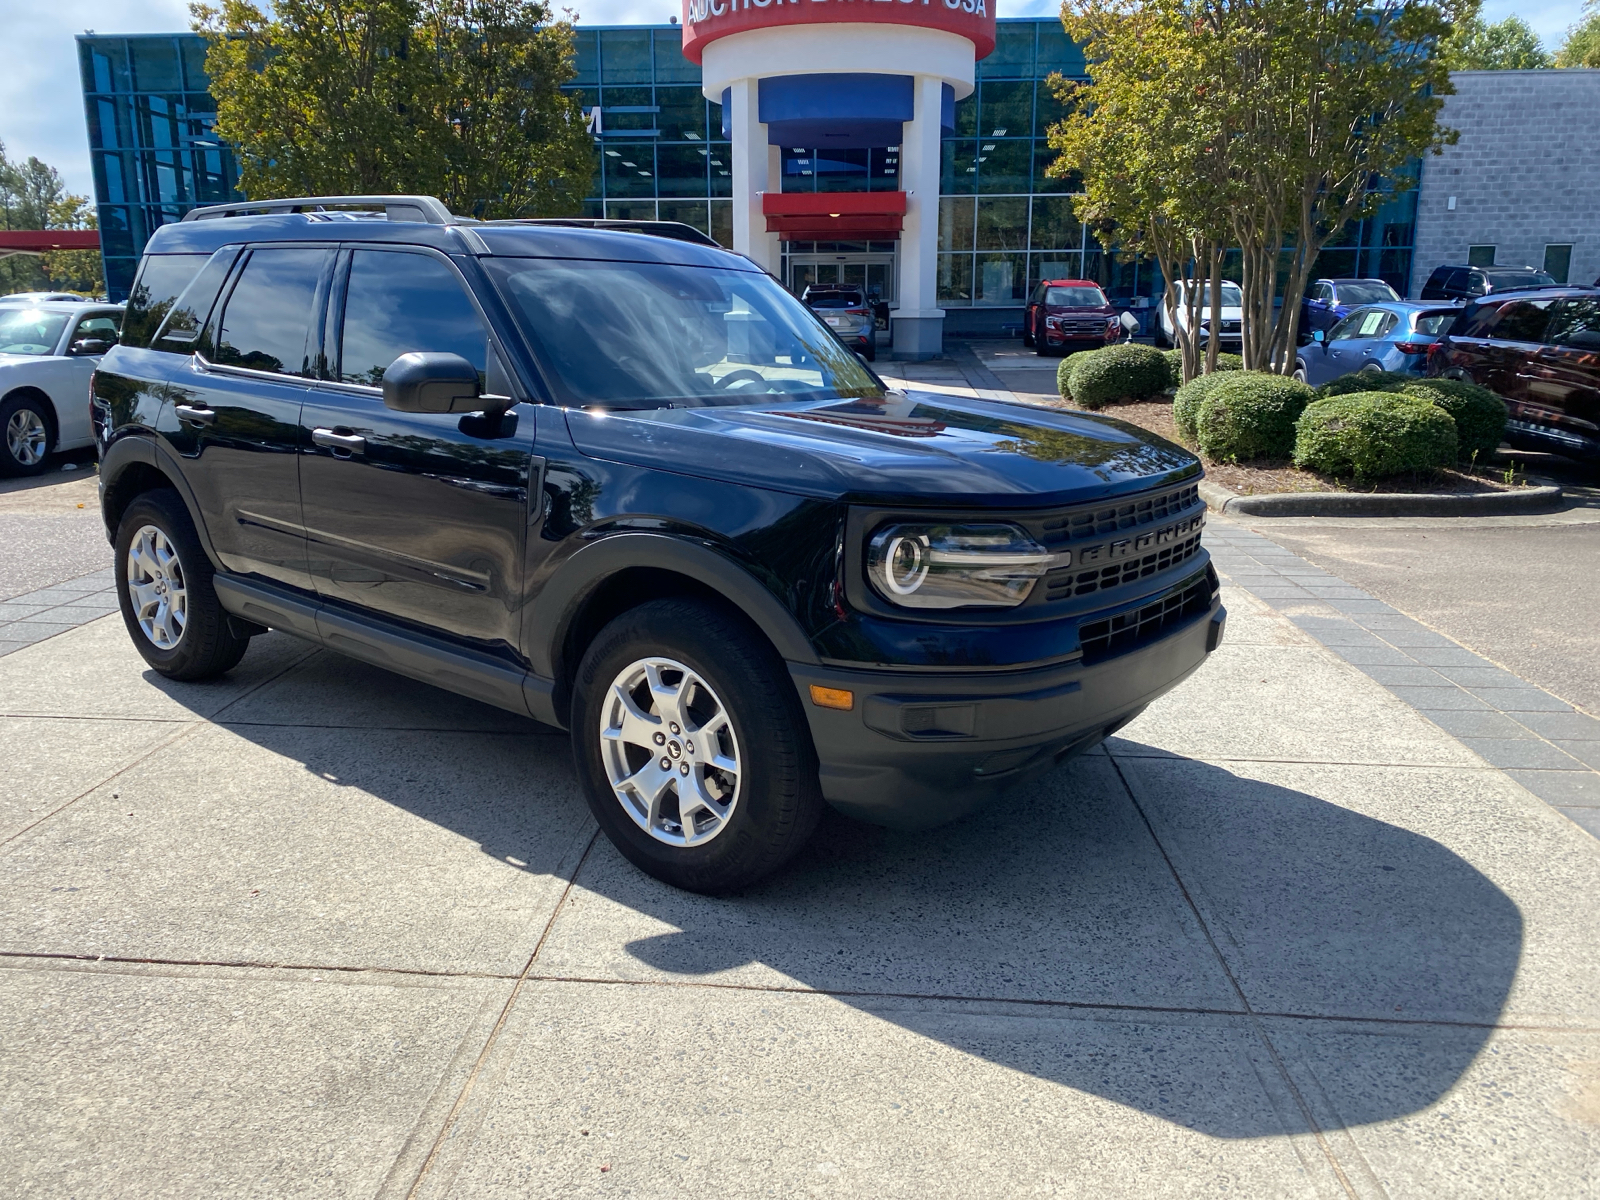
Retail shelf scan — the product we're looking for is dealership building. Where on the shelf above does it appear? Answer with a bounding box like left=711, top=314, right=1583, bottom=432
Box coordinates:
left=79, top=21, right=1594, bottom=355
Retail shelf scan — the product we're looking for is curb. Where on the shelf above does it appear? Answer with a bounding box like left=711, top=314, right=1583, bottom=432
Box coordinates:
left=1198, top=479, right=1565, bottom=518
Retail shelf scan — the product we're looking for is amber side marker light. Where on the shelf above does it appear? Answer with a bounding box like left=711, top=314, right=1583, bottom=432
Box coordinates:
left=809, top=685, right=855, bottom=711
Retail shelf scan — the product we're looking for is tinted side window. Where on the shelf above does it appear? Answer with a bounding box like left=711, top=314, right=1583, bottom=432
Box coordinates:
left=1373, top=312, right=1399, bottom=338
left=1490, top=299, right=1555, bottom=343
left=120, top=253, right=207, bottom=348
left=213, top=248, right=328, bottom=376
left=1328, top=312, right=1364, bottom=340
left=1455, top=302, right=1502, bottom=339
left=338, top=250, right=488, bottom=387
left=153, top=247, right=241, bottom=350
left=1445, top=269, right=1472, bottom=294
left=1546, top=297, right=1600, bottom=351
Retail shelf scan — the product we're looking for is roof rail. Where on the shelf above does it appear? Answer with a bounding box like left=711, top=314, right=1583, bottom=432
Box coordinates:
left=491, top=218, right=721, bottom=248
left=181, top=195, right=457, bottom=225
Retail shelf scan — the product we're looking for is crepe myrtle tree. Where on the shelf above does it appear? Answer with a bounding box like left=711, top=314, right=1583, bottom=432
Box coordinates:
left=1047, top=0, right=1466, bottom=375
left=191, top=0, right=594, bottom=219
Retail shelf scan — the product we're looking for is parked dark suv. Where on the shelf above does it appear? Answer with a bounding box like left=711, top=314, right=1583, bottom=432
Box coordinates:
left=1430, top=287, right=1600, bottom=463
left=1419, top=264, right=1557, bottom=302
left=93, top=195, right=1224, bottom=893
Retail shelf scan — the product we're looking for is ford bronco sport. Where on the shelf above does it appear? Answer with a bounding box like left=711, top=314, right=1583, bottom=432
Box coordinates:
left=94, top=195, right=1225, bottom=893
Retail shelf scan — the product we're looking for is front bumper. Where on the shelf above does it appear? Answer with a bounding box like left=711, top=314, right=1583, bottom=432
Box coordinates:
left=788, top=593, right=1225, bottom=828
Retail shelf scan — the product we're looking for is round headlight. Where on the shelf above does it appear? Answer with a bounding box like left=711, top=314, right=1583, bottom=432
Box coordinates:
left=866, top=523, right=1058, bottom=610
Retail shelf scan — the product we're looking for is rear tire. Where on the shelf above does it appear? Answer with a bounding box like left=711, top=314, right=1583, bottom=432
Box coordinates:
left=0, top=393, right=53, bottom=477
left=115, top=490, right=250, bottom=680
left=571, top=598, right=823, bottom=894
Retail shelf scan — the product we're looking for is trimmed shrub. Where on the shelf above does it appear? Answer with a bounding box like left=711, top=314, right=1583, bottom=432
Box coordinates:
left=1193, top=374, right=1315, bottom=462
left=1064, top=343, right=1170, bottom=409
left=1398, top=379, right=1508, bottom=462
left=1315, top=369, right=1413, bottom=398
left=1173, top=367, right=1264, bottom=440
left=1056, top=353, right=1075, bottom=399
left=1161, top=349, right=1243, bottom=391
left=1294, top=392, right=1459, bottom=481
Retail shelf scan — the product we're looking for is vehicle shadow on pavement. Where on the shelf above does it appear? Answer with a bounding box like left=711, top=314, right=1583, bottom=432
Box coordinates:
left=166, top=645, right=1523, bottom=1142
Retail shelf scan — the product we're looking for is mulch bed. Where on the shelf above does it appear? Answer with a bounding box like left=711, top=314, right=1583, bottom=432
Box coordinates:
left=1047, top=395, right=1524, bottom=496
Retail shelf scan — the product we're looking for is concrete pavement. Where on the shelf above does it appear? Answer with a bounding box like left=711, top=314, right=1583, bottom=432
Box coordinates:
left=4, top=517, right=1600, bottom=1195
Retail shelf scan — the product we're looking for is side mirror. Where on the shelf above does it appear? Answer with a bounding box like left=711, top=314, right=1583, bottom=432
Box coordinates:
left=1311, top=329, right=1326, bottom=344
left=70, top=337, right=114, bottom=356
left=382, top=352, right=482, bottom=414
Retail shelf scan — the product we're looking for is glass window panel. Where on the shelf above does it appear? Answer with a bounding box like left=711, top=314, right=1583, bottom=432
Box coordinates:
left=707, top=143, right=732, bottom=196
left=1543, top=244, right=1573, bottom=285
left=975, top=253, right=1027, bottom=305
left=143, top=150, right=191, bottom=203
left=1034, top=79, right=1072, bottom=138
left=193, top=148, right=236, bottom=202
left=181, top=37, right=211, bottom=91
left=89, top=98, right=121, bottom=150
left=97, top=207, right=141, bottom=259
left=939, top=197, right=975, bottom=251
left=710, top=200, right=733, bottom=248
left=975, top=197, right=1029, bottom=250
left=656, top=143, right=708, bottom=197
left=869, top=146, right=901, bottom=192
left=1033, top=142, right=1076, bottom=193
left=105, top=258, right=139, bottom=304
left=782, top=147, right=817, bottom=192
left=602, top=85, right=655, bottom=131
left=938, top=253, right=974, bottom=306
left=600, top=29, right=652, bottom=84
left=605, top=200, right=658, bottom=220
left=1037, top=24, right=1087, bottom=75
left=572, top=30, right=599, bottom=86
left=979, top=22, right=1035, bottom=78
left=1030, top=196, right=1081, bottom=251
left=1312, top=249, right=1359, bottom=279
left=657, top=87, right=706, bottom=141
left=185, top=90, right=217, bottom=116
left=603, top=143, right=656, bottom=197
left=941, top=140, right=977, bottom=194
left=1031, top=253, right=1082, bottom=290
left=215, top=248, right=327, bottom=377
left=657, top=200, right=710, bottom=233
left=338, top=251, right=486, bottom=386
left=978, top=81, right=1031, bottom=139
left=952, top=93, right=977, bottom=136
left=581, top=199, right=605, bottom=218
left=976, top=139, right=1030, bottom=194
left=813, top=148, right=869, bottom=193
left=130, top=39, right=182, bottom=92
left=709, top=95, right=726, bottom=140
left=80, top=40, right=127, bottom=93
left=654, top=29, right=699, bottom=83
left=94, top=152, right=135, bottom=204
left=120, top=252, right=207, bottom=347
left=137, top=96, right=184, bottom=150
left=1468, top=244, right=1496, bottom=267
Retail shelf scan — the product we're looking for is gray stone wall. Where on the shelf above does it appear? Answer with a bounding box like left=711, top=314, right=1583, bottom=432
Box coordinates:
left=1412, top=69, right=1600, bottom=296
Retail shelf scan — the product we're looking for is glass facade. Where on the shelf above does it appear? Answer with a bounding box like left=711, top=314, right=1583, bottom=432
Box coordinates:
left=79, top=22, right=1417, bottom=313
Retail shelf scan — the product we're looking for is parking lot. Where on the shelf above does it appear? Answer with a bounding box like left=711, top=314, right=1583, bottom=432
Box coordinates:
left=2, top=455, right=1598, bottom=1197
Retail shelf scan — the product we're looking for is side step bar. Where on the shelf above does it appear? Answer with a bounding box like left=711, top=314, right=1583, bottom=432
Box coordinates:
left=211, top=574, right=563, bottom=728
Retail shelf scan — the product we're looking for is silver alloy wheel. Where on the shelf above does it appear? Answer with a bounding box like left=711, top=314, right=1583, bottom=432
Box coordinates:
left=599, top=656, right=742, bottom=847
left=5, top=408, right=47, bottom=467
left=126, top=524, right=188, bottom=649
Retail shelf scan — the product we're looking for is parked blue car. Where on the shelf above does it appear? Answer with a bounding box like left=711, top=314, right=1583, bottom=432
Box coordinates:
left=1300, top=278, right=1401, bottom=341
left=1293, top=301, right=1462, bottom=387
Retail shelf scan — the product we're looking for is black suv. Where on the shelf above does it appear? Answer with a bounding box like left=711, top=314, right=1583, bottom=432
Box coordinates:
left=1419, top=264, right=1557, bottom=302
left=94, top=195, right=1224, bottom=893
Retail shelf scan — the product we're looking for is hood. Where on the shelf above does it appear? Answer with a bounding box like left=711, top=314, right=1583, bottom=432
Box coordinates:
left=563, top=391, right=1199, bottom=508
left=0, top=352, right=48, bottom=366
left=1044, top=302, right=1116, bottom=315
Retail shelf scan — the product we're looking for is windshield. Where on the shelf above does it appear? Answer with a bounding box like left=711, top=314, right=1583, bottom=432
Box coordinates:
left=1414, top=309, right=1458, bottom=335
left=0, top=308, right=69, bottom=355
left=806, top=291, right=864, bottom=309
left=486, top=258, right=882, bottom=410
left=1178, top=282, right=1243, bottom=307
left=1337, top=281, right=1399, bottom=305
left=1045, top=286, right=1107, bottom=307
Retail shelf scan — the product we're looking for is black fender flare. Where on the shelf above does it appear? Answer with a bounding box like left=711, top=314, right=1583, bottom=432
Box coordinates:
left=525, top=532, right=821, bottom=685
left=98, top=433, right=221, bottom=566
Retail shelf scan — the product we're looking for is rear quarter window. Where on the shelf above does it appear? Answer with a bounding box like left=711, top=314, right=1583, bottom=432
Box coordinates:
left=120, top=254, right=208, bottom=348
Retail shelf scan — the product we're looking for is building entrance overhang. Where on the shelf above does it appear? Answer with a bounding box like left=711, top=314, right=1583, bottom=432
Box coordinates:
left=762, top=191, right=907, bottom=240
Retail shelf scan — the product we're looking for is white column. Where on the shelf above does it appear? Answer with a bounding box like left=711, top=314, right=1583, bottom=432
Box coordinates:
left=892, top=74, right=945, bottom=358
left=728, top=77, right=781, bottom=274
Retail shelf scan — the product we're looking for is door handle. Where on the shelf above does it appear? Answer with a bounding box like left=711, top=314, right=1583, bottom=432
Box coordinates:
left=174, top=404, right=215, bottom=426
left=313, top=428, right=366, bottom=455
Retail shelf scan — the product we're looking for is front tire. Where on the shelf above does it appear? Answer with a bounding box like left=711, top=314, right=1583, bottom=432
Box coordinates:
left=0, top=393, right=53, bottom=476
left=571, top=598, right=823, bottom=894
left=115, top=490, right=250, bottom=680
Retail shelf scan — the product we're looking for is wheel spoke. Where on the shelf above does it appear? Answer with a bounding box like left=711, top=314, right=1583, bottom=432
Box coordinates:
left=603, top=681, right=661, bottom=749
left=643, top=662, right=684, bottom=729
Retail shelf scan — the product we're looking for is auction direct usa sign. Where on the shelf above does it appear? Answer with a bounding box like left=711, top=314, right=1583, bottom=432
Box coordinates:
left=680, top=0, right=998, bottom=63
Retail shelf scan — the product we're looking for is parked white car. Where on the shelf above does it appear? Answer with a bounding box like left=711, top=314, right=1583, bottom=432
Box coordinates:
left=0, top=300, right=123, bottom=475
left=1156, top=279, right=1244, bottom=351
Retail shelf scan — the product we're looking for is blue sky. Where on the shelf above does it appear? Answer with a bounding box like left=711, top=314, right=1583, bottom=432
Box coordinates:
left=4, top=0, right=1590, bottom=199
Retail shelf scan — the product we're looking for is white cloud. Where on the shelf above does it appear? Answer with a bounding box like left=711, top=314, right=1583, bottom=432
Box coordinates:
left=4, top=0, right=1588, bottom=203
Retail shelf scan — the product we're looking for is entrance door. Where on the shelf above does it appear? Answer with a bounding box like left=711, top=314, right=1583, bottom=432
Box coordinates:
left=788, top=253, right=897, bottom=310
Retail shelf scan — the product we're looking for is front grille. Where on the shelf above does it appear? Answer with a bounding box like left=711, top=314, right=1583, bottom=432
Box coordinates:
left=1046, top=530, right=1204, bottom=600
left=1077, top=571, right=1214, bottom=663
left=1054, top=319, right=1106, bottom=337
left=1038, top=483, right=1201, bottom=543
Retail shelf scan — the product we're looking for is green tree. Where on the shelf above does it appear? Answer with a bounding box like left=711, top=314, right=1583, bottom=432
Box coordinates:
left=1556, top=1, right=1600, bottom=67
left=0, top=142, right=103, bottom=297
left=1442, top=14, right=1554, bottom=70
left=191, top=0, right=594, bottom=218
